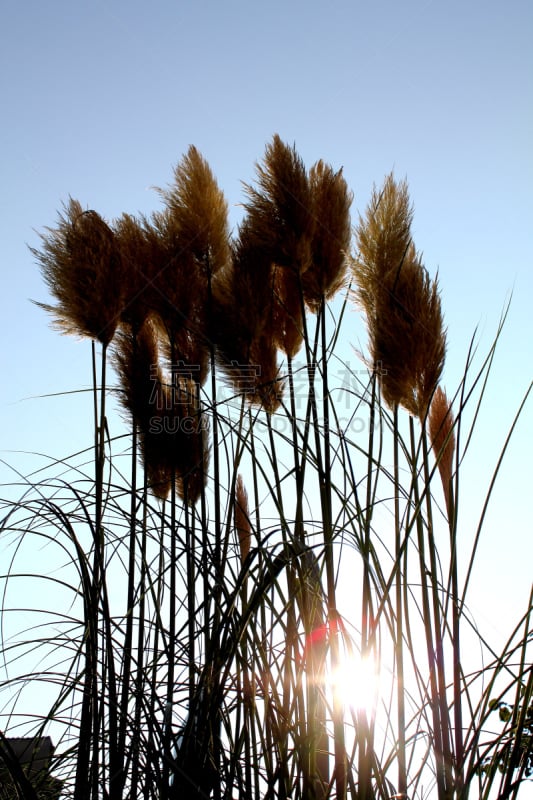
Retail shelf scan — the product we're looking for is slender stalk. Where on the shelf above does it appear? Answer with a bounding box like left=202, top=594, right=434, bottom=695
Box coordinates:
left=186, top=495, right=195, bottom=708
left=358, top=368, right=378, bottom=800
left=393, top=404, right=407, bottom=798
left=117, top=346, right=139, bottom=795
left=446, top=479, right=464, bottom=794
left=147, top=503, right=167, bottom=799
left=163, top=474, right=177, bottom=795
left=238, top=571, right=253, bottom=800
left=247, top=410, right=266, bottom=800
left=207, top=266, right=222, bottom=800
left=409, top=415, right=446, bottom=799
left=287, top=355, right=305, bottom=544
left=421, top=425, right=453, bottom=796
left=317, top=296, right=345, bottom=800
left=130, top=474, right=149, bottom=800
left=74, top=340, right=108, bottom=800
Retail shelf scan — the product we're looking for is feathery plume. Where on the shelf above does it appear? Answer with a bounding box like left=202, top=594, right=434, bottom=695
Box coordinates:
left=210, top=135, right=317, bottom=393
left=353, top=174, right=413, bottom=308
left=248, top=333, right=284, bottom=413
left=373, top=252, right=446, bottom=416
left=242, top=134, right=314, bottom=273
left=173, top=377, right=210, bottom=506
left=140, top=374, right=209, bottom=506
left=113, top=213, right=158, bottom=332
left=210, top=232, right=284, bottom=412
left=270, top=263, right=303, bottom=358
left=114, top=317, right=161, bottom=429
left=240, top=135, right=318, bottom=357
left=210, top=268, right=284, bottom=413
left=115, top=321, right=209, bottom=504
left=32, top=199, right=123, bottom=345
left=113, top=319, right=172, bottom=500
left=302, top=160, right=352, bottom=312
left=234, top=474, right=252, bottom=564
left=351, top=175, right=446, bottom=418
left=121, top=147, right=230, bottom=390
left=143, top=213, right=210, bottom=386
left=142, top=435, right=174, bottom=501
left=429, top=386, right=455, bottom=515
left=157, top=145, right=230, bottom=277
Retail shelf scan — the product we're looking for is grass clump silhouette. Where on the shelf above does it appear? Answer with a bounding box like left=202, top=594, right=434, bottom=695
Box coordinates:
left=0, top=137, right=531, bottom=799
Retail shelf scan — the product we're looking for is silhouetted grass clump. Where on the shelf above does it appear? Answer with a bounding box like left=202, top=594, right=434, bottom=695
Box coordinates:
left=0, top=137, right=531, bottom=799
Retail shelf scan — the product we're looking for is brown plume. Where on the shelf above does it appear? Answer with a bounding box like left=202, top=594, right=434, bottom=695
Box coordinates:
left=239, top=135, right=317, bottom=357
left=113, top=213, right=158, bottom=333
left=270, top=264, right=303, bottom=358
left=209, top=224, right=284, bottom=412
left=234, top=474, right=252, bottom=564
left=302, top=160, right=352, bottom=312
left=114, top=318, right=210, bottom=503
left=429, top=386, right=455, bottom=515
left=139, top=212, right=209, bottom=387
left=33, top=199, right=124, bottom=345
left=242, top=134, right=314, bottom=273
left=351, top=175, right=446, bottom=418
left=114, top=318, right=173, bottom=499
left=157, top=145, right=230, bottom=277
left=173, top=377, right=210, bottom=506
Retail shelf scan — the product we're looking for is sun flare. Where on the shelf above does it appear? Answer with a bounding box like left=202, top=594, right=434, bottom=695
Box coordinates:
left=330, top=654, right=380, bottom=715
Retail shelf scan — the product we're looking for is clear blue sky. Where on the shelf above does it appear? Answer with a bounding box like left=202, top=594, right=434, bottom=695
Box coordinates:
left=1, top=0, right=531, bottom=639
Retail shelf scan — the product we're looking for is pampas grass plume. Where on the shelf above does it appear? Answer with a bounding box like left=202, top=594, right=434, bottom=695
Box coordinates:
left=351, top=175, right=446, bottom=417
left=114, top=213, right=157, bottom=332
left=33, top=199, right=124, bottom=345
left=157, top=145, right=230, bottom=277
left=243, top=134, right=314, bottom=273
left=210, top=234, right=284, bottom=412
left=429, top=385, right=455, bottom=515
left=235, top=474, right=252, bottom=564
left=302, top=160, right=352, bottom=312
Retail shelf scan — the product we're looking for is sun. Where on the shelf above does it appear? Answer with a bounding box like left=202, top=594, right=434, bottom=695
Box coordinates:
left=330, top=653, right=380, bottom=716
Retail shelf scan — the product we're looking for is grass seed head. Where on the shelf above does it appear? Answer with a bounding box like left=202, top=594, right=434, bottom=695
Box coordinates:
left=235, top=474, right=252, bottom=564
left=157, top=145, right=231, bottom=277
left=351, top=175, right=446, bottom=417
left=429, top=385, right=455, bottom=514
left=243, top=134, right=314, bottom=274
left=33, top=198, right=124, bottom=345
left=114, top=213, right=158, bottom=332
left=210, top=240, right=284, bottom=412
left=302, top=160, right=352, bottom=312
